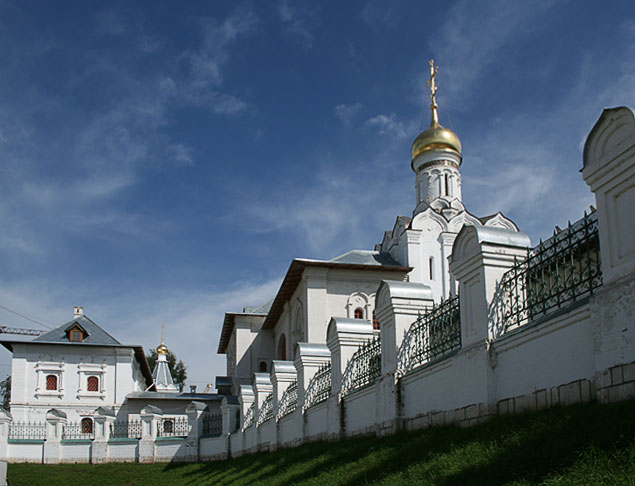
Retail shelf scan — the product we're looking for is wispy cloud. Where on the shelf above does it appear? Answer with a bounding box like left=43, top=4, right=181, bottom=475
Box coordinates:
left=277, top=0, right=316, bottom=49
left=361, top=1, right=398, bottom=30
left=365, top=113, right=412, bottom=138
left=334, top=103, right=363, bottom=125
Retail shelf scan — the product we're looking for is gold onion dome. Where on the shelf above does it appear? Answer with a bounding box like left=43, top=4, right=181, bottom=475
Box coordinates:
left=157, top=324, right=169, bottom=355
left=411, top=121, right=462, bottom=160
left=411, top=59, right=462, bottom=163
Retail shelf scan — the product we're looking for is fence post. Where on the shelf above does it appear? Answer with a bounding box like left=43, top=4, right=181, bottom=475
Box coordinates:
left=44, top=409, right=66, bottom=464
left=0, top=409, right=11, bottom=463
left=92, top=407, right=114, bottom=464
left=582, top=107, right=635, bottom=285
left=375, top=280, right=433, bottom=434
left=185, top=401, right=206, bottom=462
left=294, top=343, right=330, bottom=412
left=221, top=396, right=240, bottom=435
left=238, top=385, right=254, bottom=430
left=139, top=405, right=162, bottom=463
left=271, top=360, right=297, bottom=448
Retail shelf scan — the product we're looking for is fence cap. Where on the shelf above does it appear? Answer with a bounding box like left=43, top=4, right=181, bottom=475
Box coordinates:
left=452, top=225, right=531, bottom=262
left=583, top=106, right=635, bottom=169
left=327, top=317, right=373, bottom=341
left=294, top=342, right=330, bottom=360
left=140, top=404, right=163, bottom=417
left=272, top=360, right=297, bottom=374
left=377, top=280, right=433, bottom=305
left=0, top=408, right=11, bottom=422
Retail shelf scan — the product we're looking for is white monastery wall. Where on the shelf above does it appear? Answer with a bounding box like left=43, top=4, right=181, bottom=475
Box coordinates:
left=199, top=435, right=227, bottom=461
left=107, top=440, right=138, bottom=462
left=343, top=385, right=377, bottom=437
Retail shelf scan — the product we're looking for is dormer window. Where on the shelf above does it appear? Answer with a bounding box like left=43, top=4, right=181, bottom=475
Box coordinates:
left=65, top=322, right=89, bottom=343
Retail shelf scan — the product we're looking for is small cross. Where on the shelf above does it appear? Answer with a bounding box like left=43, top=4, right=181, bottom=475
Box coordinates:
left=427, top=59, right=439, bottom=108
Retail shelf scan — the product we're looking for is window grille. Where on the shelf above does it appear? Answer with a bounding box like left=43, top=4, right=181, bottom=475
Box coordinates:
left=341, top=337, right=381, bottom=396
left=304, top=362, right=331, bottom=410
left=45, top=375, right=58, bottom=391
left=87, top=376, right=99, bottom=392
left=276, top=380, right=298, bottom=419
left=489, top=211, right=602, bottom=338
left=81, top=418, right=93, bottom=434
left=396, top=295, right=461, bottom=377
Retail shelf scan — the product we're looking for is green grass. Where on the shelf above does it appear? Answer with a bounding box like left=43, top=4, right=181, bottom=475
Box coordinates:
left=9, top=399, right=635, bottom=486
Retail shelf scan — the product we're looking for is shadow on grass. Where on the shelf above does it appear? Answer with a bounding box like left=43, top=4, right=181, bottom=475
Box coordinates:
left=163, top=400, right=635, bottom=486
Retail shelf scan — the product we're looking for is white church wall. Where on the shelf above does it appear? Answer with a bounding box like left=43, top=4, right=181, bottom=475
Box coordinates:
left=106, top=440, right=138, bottom=462
left=343, top=385, right=377, bottom=437
left=199, top=435, right=227, bottom=461
left=277, top=410, right=302, bottom=446
left=6, top=442, right=43, bottom=463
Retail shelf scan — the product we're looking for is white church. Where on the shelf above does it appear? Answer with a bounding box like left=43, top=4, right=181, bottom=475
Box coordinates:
left=1, top=61, right=633, bottom=463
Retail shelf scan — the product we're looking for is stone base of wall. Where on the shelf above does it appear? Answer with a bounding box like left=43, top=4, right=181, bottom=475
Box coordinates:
left=597, top=360, right=635, bottom=403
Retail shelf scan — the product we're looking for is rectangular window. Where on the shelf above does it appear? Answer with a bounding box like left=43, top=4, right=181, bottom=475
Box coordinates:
left=70, top=330, right=83, bottom=342
left=46, top=374, right=58, bottom=390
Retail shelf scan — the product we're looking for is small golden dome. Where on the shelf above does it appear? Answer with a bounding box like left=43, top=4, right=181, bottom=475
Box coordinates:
left=157, top=343, right=169, bottom=355
left=411, top=121, right=462, bottom=161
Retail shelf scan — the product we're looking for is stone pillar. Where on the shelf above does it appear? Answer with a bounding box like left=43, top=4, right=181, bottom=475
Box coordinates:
left=221, top=396, right=240, bottom=435
left=238, top=385, right=254, bottom=430
left=582, top=107, right=635, bottom=384
left=449, top=226, right=531, bottom=347
left=92, top=407, right=114, bottom=464
left=0, top=409, right=11, bottom=463
left=185, top=401, right=206, bottom=462
left=139, top=405, right=162, bottom=464
left=582, top=106, right=635, bottom=285
left=271, top=360, right=297, bottom=415
left=326, top=318, right=374, bottom=398
left=374, top=280, right=434, bottom=434
left=449, top=225, right=530, bottom=411
left=294, top=343, right=330, bottom=411
left=44, top=409, right=67, bottom=464
left=253, top=373, right=273, bottom=420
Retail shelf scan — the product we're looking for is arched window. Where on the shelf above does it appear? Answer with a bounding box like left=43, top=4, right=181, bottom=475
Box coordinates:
left=87, top=376, right=99, bottom=392
left=354, top=308, right=364, bottom=319
left=163, top=419, right=174, bottom=434
left=81, top=417, right=93, bottom=434
left=259, top=361, right=267, bottom=372
left=445, top=174, right=451, bottom=196
left=46, top=375, right=58, bottom=391
left=429, top=256, right=435, bottom=281
left=278, top=334, right=287, bottom=361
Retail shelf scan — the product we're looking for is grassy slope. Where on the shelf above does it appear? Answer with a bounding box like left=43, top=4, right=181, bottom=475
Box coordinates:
left=9, top=399, right=635, bottom=486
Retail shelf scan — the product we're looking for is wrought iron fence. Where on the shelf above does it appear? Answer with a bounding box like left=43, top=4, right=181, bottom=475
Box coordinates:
left=243, top=402, right=255, bottom=429
left=201, top=412, right=222, bottom=436
left=62, top=422, right=95, bottom=440
left=277, top=380, right=298, bottom=419
left=489, top=212, right=602, bottom=339
left=256, top=393, right=274, bottom=426
left=341, top=336, right=381, bottom=397
left=396, top=295, right=461, bottom=377
left=157, top=417, right=189, bottom=438
left=109, top=419, right=142, bottom=439
left=303, top=362, right=331, bottom=410
left=8, top=421, right=47, bottom=440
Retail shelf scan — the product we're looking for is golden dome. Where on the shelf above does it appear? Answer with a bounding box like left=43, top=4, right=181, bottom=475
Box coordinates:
left=411, top=121, right=462, bottom=161
left=157, top=343, right=169, bottom=355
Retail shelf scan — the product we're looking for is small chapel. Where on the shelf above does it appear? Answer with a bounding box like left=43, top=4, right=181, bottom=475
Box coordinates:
left=217, top=60, right=519, bottom=394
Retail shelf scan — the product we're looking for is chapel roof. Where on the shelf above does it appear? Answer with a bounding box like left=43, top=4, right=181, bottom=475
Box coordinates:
left=32, top=314, right=121, bottom=345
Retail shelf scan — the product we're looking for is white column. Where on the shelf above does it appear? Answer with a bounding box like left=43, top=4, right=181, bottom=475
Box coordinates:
left=185, top=401, right=207, bottom=462
left=139, top=405, right=162, bottom=463
left=238, top=385, right=254, bottom=430
left=294, top=343, right=330, bottom=411
left=271, top=361, right=297, bottom=416
left=221, top=396, right=240, bottom=435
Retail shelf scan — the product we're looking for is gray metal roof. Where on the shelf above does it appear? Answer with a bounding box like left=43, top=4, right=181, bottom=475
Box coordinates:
left=243, top=299, right=274, bottom=315
left=33, top=315, right=121, bottom=346
left=126, top=392, right=223, bottom=401
left=329, top=250, right=401, bottom=266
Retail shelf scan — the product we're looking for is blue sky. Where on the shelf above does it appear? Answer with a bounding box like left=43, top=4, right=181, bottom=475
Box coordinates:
left=0, top=0, right=633, bottom=387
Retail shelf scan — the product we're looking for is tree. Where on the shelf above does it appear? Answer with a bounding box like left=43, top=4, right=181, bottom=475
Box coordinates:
left=1, top=376, right=10, bottom=410
left=146, top=349, right=187, bottom=392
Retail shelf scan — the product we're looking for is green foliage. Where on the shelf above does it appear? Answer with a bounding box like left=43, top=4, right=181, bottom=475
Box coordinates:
left=7, top=399, right=635, bottom=486
left=146, top=349, right=187, bottom=392
left=0, top=376, right=10, bottom=410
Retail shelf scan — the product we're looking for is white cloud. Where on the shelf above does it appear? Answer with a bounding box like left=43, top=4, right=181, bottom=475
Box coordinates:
left=277, top=0, right=316, bottom=49
left=334, top=103, right=362, bottom=125
left=365, top=113, right=411, bottom=138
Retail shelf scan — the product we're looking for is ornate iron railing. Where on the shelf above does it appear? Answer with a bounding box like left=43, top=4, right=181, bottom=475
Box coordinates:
left=276, top=380, right=298, bottom=419
left=8, top=421, right=47, bottom=440
left=243, top=402, right=255, bottom=429
left=201, top=412, right=222, bottom=436
left=396, top=295, right=461, bottom=377
left=157, top=417, right=189, bottom=438
left=489, top=212, right=602, bottom=339
left=256, top=393, right=274, bottom=426
left=341, top=336, right=381, bottom=396
left=110, top=420, right=142, bottom=439
left=62, top=422, right=95, bottom=440
left=303, top=362, right=331, bottom=410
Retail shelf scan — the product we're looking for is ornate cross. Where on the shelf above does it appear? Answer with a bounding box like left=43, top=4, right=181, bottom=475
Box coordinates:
left=427, top=59, right=439, bottom=108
